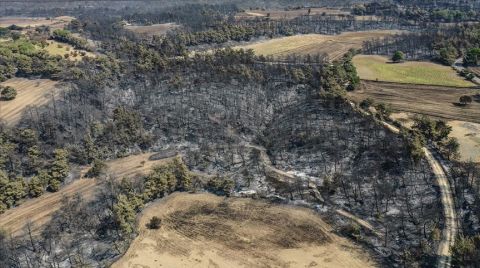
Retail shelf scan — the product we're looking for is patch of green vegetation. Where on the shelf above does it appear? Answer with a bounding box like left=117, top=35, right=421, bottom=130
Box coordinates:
left=353, top=55, right=475, bottom=87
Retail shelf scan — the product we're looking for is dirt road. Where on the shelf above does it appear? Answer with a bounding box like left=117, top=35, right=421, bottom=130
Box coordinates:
left=423, top=148, right=457, bottom=268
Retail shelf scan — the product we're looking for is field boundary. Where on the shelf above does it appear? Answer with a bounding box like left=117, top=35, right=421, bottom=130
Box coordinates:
left=361, top=79, right=480, bottom=89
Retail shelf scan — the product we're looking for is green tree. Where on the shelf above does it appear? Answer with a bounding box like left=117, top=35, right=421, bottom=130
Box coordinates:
left=48, top=149, right=69, bottom=192
left=85, top=159, right=106, bottom=178
left=28, top=176, right=45, bottom=197
left=392, top=51, right=405, bottom=63
left=459, top=95, right=473, bottom=105
left=444, top=137, right=460, bottom=160
left=113, top=194, right=136, bottom=235
left=464, top=48, right=480, bottom=66
left=171, top=157, right=191, bottom=191
left=0, top=86, right=16, bottom=101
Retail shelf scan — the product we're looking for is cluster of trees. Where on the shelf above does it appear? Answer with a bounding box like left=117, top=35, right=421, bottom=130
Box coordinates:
left=0, top=38, right=66, bottom=81
left=51, top=29, right=90, bottom=51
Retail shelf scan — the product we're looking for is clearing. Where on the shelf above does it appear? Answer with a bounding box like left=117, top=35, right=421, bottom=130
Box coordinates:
left=0, top=16, right=74, bottom=30
left=236, top=7, right=349, bottom=20
left=353, top=55, right=475, bottom=87
left=0, top=78, right=61, bottom=126
left=236, top=31, right=402, bottom=61
left=113, top=192, right=377, bottom=268
left=0, top=153, right=177, bottom=236
left=448, top=121, right=480, bottom=162
left=125, top=23, right=179, bottom=36
left=44, top=40, right=95, bottom=61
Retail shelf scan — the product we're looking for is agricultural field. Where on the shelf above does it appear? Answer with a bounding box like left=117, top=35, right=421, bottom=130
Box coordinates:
left=43, top=40, right=95, bottom=61
left=353, top=55, right=475, bottom=87
left=0, top=153, right=178, bottom=236
left=0, top=16, right=74, bottom=30
left=113, top=193, right=377, bottom=268
left=236, top=30, right=402, bottom=60
left=236, top=7, right=350, bottom=20
left=349, top=81, right=480, bottom=162
left=124, top=23, right=180, bottom=36
left=349, top=81, right=480, bottom=123
left=0, top=78, right=61, bottom=126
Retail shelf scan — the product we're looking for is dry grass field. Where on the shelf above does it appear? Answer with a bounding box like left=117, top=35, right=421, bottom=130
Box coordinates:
left=354, top=55, right=475, bottom=87
left=236, top=7, right=349, bottom=20
left=0, top=16, right=74, bottom=30
left=236, top=31, right=402, bottom=61
left=125, top=23, right=180, bottom=36
left=113, top=193, right=377, bottom=268
left=447, top=121, right=480, bottom=162
left=0, top=153, right=178, bottom=236
left=0, top=78, right=61, bottom=126
left=43, top=40, right=95, bottom=61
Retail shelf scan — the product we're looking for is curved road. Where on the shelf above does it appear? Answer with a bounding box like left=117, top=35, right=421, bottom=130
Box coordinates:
left=379, top=119, right=457, bottom=268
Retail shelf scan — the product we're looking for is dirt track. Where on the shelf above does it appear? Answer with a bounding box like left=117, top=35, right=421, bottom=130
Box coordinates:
left=349, top=80, right=480, bottom=123
left=113, top=193, right=377, bottom=268
left=0, top=153, right=176, bottom=236
left=424, top=149, right=457, bottom=268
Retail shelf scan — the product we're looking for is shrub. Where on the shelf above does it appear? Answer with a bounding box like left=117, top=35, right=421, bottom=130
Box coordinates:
left=147, top=216, right=162, bottom=229
left=1, top=86, right=17, bottom=101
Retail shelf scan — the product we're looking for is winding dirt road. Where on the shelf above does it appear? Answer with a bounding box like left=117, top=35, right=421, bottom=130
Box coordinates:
left=424, top=148, right=457, bottom=268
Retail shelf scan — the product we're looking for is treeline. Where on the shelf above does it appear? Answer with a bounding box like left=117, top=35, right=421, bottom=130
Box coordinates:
left=51, top=29, right=91, bottom=51
left=362, top=23, right=480, bottom=64
left=353, top=2, right=480, bottom=23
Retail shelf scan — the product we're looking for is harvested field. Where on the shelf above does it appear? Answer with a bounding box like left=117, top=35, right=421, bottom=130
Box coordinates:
left=0, top=153, right=177, bottom=236
left=0, top=16, right=74, bottom=30
left=236, top=7, right=349, bottom=20
left=445, top=121, right=480, bottom=162
left=236, top=31, right=402, bottom=61
left=0, top=78, right=61, bottom=126
left=354, top=55, right=475, bottom=87
left=125, top=23, right=179, bottom=36
left=349, top=81, right=480, bottom=123
left=44, top=40, right=95, bottom=61
left=113, top=193, right=377, bottom=268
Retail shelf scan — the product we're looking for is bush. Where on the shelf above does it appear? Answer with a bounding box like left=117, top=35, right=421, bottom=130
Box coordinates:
left=147, top=216, right=162, bottom=229
left=392, top=50, right=405, bottom=63
left=0, top=86, right=17, bottom=101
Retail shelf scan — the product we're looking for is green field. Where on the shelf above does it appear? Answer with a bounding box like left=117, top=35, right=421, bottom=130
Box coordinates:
left=353, top=55, right=475, bottom=87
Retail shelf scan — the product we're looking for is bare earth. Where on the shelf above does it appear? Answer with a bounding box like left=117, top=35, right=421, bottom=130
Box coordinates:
left=0, top=153, right=176, bottom=236
left=349, top=81, right=480, bottom=124
left=237, top=31, right=403, bottom=60
left=113, top=192, right=377, bottom=268
left=236, top=8, right=349, bottom=20
left=0, top=16, right=74, bottom=30
left=125, top=23, right=179, bottom=36
left=0, top=78, right=61, bottom=126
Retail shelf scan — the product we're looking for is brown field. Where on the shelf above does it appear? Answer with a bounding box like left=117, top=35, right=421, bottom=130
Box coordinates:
left=349, top=81, right=480, bottom=123
left=0, top=153, right=177, bottom=236
left=113, top=193, right=377, bottom=268
left=0, top=16, right=74, bottom=30
left=125, top=23, right=179, bottom=36
left=0, top=78, right=61, bottom=126
left=236, top=7, right=349, bottom=20
left=236, top=30, right=403, bottom=60
left=447, top=121, right=480, bottom=162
